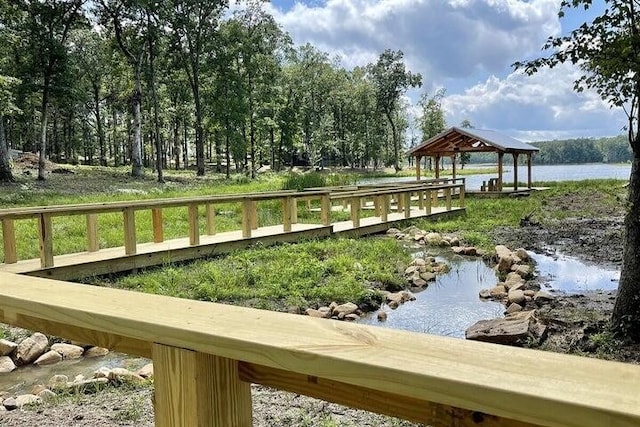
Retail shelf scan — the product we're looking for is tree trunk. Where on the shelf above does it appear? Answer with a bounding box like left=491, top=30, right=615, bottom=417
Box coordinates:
left=193, top=77, right=205, bottom=176
left=131, top=75, right=143, bottom=177
left=0, top=116, right=13, bottom=182
left=38, top=84, right=50, bottom=181
left=225, top=117, right=230, bottom=179
left=112, top=107, right=119, bottom=167
left=174, top=117, right=180, bottom=170
left=612, top=154, right=640, bottom=339
left=94, top=84, right=106, bottom=166
left=147, top=22, right=164, bottom=184
left=386, top=111, right=400, bottom=172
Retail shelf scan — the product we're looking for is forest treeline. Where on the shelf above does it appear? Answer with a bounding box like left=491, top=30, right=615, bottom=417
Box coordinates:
left=0, top=0, right=436, bottom=182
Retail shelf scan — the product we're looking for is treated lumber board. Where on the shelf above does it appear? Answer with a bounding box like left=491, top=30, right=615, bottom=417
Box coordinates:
left=404, top=192, right=412, bottom=219
left=152, top=344, right=252, bottom=427
left=1, top=271, right=639, bottom=427
left=445, top=187, right=452, bottom=210
left=2, top=219, right=17, bottom=264
left=86, top=214, right=99, bottom=252
left=123, top=208, right=137, bottom=255
left=282, top=197, right=292, bottom=232
left=205, top=204, right=216, bottom=235
left=242, top=200, right=253, bottom=238
left=350, top=197, right=360, bottom=228
left=38, top=213, right=53, bottom=268
left=152, top=208, right=164, bottom=243
left=320, top=195, right=331, bottom=226
left=239, top=362, right=539, bottom=427
left=188, top=204, right=200, bottom=246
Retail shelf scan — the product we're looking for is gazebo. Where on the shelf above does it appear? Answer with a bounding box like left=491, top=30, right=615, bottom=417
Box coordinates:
left=408, top=127, right=540, bottom=191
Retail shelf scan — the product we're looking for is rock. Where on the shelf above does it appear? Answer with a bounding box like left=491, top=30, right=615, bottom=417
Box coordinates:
left=305, top=308, right=326, bottom=318
left=377, top=311, right=388, bottom=322
left=31, top=385, right=47, bottom=396
left=515, top=248, right=530, bottom=261
left=411, top=278, right=428, bottom=288
left=344, top=314, right=360, bottom=321
left=404, top=266, right=417, bottom=275
left=524, top=290, right=535, bottom=297
left=386, top=227, right=401, bottom=235
left=386, top=291, right=415, bottom=306
left=94, top=367, right=111, bottom=379
left=424, top=232, right=443, bottom=245
left=0, top=339, right=17, bottom=356
left=512, top=264, right=531, bottom=277
left=332, top=302, right=359, bottom=317
left=449, top=237, right=461, bottom=247
left=34, top=350, right=62, bottom=366
left=453, top=246, right=477, bottom=256
left=48, top=375, right=69, bottom=390
left=489, top=285, right=507, bottom=298
left=508, top=282, right=525, bottom=292
left=70, top=377, right=109, bottom=393
left=419, top=272, right=436, bottom=282
left=15, top=332, right=48, bottom=365
left=287, top=306, right=300, bottom=314
left=508, top=289, right=526, bottom=305
left=0, top=356, right=16, bottom=373
left=505, top=303, right=523, bottom=314
left=495, top=245, right=514, bottom=272
left=411, top=258, right=426, bottom=267
left=505, top=272, right=523, bottom=284
left=3, top=397, right=17, bottom=411
left=83, top=346, right=109, bottom=358
left=465, top=311, right=540, bottom=345
left=37, top=389, right=57, bottom=401
left=479, top=289, right=491, bottom=299
left=108, top=368, right=146, bottom=384
left=317, top=307, right=332, bottom=317
left=534, top=291, right=555, bottom=303
left=15, top=394, right=41, bottom=408
left=495, top=245, right=513, bottom=259
left=388, top=300, right=399, bottom=309
left=137, top=363, right=154, bottom=379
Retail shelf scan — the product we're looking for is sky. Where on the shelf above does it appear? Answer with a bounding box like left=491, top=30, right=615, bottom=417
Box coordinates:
left=265, top=0, right=625, bottom=142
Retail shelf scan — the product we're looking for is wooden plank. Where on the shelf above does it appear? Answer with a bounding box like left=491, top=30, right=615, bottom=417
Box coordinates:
left=291, top=198, right=298, bottom=224
left=320, top=195, right=331, bottom=226
left=2, top=272, right=640, bottom=427
left=417, top=190, right=424, bottom=210
left=282, top=197, right=292, bottom=232
left=251, top=201, right=258, bottom=230
left=205, top=204, right=216, bottom=235
left=380, top=195, right=388, bottom=222
left=432, top=188, right=439, bottom=207
left=152, top=344, right=252, bottom=427
left=350, top=197, right=360, bottom=228
left=239, top=362, right=539, bottom=427
left=425, top=191, right=432, bottom=215
left=459, top=186, right=466, bottom=208
left=188, top=204, right=200, bottom=246
left=152, top=208, right=164, bottom=243
left=404, top=192, right=411, bottom=219
left=123, top=208, right=137, bottom=255
left=445, top=188, right=452, bottom=210
left=242, top=200, right=252, bottom=238
left=38, top=213, right=54, bottom=268
left=86, top=214, right=99, bottom=252
left=2, top=219, right=17, bottom=264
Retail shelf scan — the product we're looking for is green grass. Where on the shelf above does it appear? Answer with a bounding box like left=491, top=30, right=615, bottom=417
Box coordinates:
left=89, top=237, right=410, bottom=311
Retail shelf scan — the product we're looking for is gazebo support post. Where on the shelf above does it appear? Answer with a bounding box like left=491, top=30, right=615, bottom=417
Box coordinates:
left=434, top=155, right=440, bottom=179
left=527, top=153, right=532, bottom=188
left=513, top=153, right=519, bottom=191
left=498, top=153, right=504, bottom=191
left=416, top=155, right=421, bottom=181
left=452, top=154, right=457, bottom=180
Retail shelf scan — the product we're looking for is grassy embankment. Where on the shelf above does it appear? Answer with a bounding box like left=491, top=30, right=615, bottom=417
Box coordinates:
left=0, top=166, right=626, bottom=314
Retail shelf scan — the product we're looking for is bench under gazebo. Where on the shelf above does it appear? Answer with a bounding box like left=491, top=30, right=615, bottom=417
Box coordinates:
left=408, top=127, right=540, bottom=192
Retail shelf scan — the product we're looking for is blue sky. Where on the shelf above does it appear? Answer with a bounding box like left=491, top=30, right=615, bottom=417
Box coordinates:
left=265, top=0, right=625, bottom=141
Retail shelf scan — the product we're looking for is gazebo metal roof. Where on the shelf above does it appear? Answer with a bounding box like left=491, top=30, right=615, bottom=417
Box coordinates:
left=408, top=127, right=539, bottom=156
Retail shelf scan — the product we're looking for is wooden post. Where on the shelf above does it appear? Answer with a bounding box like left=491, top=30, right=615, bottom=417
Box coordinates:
left=206, top=204, right=216, bottom=235
left=123, top=208, right=137, bottom=255
left=498, top=152, right=504, bottom=191
left=350, top=197, right=360, bottom=228
left=152, top=344, right=252, bottom=427
left=251, top=201, right=258, bottom=230
left=188, top=204, right=200, bottom=246
left=434, top=155, right=440, bottom=179
left=380, top=195, right=389, bottom=222
left=445, top=187, right=452, bottom=210
left=416, top=155, right=421, bottom=181
left=511, top=154, right=518, bottom=190
left=459, top=185, right=465, bottom=208
left=404, top=192, right=411, bottom=219
left=242, top=200, right=253, bottom=238
left=291, top=198, right=298, bottom=224
left=152, top=208, right=164, bottom=243
left=2, top=219, right=17, bottom=264
left=86, top=214, right=99, bottom=252
left=320, top=195, right=331, bottom=226
left=38, top=213, right=54, bottom=268
left=527, top=153, right=533, bottom=189
left=431, top=188, right=438, bottom=208
left=417, top=189, right=424, bottom=210
left=425, top=190, right=432, bottom=215
left=452, top=154, right=457, bottom=180
left=396, top=193, right=403, bottom=212
left=282, top=197, right=293, bottom=232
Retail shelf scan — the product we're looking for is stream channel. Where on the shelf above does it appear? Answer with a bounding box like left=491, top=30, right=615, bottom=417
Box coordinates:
left=0, top=246, right=622, bottom=394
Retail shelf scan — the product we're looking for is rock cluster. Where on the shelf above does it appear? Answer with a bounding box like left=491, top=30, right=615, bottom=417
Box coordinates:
left=1, top=363, right=153, bottom=411
left=387, top=227, right=464, bottom=249
left=306, top=302, right=363, bottom=321
left=0, top=333, right=109, bottom=374
left=465, top=310, right=547, bottom=345
left=403, top=257, right=447, bottom=290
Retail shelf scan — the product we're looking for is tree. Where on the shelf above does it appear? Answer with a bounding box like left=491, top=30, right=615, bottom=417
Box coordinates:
left=514, top=0, right=640, bottom=339
left=369, top=50, right=422, bottom=172
left=459, top=119, right=473, bottom=168
left=0, top=76, right=20, bottom=182
left=419, top=88, right=446, bottom=140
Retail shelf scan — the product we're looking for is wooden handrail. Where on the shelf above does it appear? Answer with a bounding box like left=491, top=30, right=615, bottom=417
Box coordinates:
left=0, top=271, right=639, bottom=427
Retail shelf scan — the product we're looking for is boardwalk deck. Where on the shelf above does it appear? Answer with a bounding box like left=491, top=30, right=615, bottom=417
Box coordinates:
left=0, top=205, right=463, bottom=280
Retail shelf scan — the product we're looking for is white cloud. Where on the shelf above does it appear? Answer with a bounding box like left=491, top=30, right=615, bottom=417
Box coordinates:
left=442, top=64, right=627, bottom=140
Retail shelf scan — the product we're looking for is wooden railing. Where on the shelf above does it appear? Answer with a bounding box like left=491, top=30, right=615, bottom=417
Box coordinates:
left=0, top=182, right=465, bottom=269
left=0, top=271, right=638, bottom=427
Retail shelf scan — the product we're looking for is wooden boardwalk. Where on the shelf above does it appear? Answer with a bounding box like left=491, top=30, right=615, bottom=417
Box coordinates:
left=0, top=183, right=464, bottom=280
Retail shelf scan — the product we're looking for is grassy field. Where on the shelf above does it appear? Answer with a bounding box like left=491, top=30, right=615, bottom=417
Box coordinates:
left=0, top=165, right=628, bottom=313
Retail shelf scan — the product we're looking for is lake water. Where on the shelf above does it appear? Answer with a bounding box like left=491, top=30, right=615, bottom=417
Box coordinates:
left=360, top=163, right=631, bottom=190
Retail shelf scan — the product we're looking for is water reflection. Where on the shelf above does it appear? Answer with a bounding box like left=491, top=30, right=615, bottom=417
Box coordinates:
left=359, top=251, right=504, bottom=338
left=529, top=251, right=619, bottom=293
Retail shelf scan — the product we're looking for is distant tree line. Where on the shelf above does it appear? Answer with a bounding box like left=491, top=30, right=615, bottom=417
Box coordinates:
left=0, top=0, right=423, bottom=182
